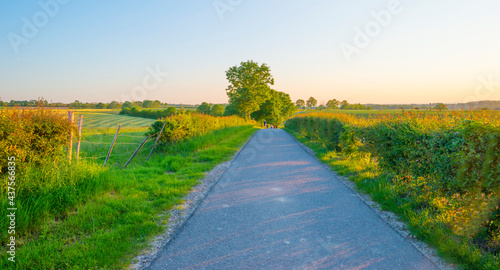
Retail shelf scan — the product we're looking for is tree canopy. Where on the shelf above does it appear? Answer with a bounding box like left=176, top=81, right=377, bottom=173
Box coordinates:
left=251, top=89, right=296, bottom=125
left=225, top=60, right=274, bottom=119
left=340, top=100, right=349, bottom=109
left=306, top=97, right=317, bottom=108
left=434, top=103, right=448, bottom=111
left=223, top=103, right=240, bottom=116
left=211, top=104, right=224, bottom=116
left=197, top=102, right=212, bottom=114
left=143, top=100, right=161, bottom=108
left=296, top=99, right=305, bottom=109
left=295, top=97, right=372, bottom=110
left=107, top=101, right=121, bottom=109
left=326, top=99, right=340, bottom=109
left=224, top=60, right=296, bottom=125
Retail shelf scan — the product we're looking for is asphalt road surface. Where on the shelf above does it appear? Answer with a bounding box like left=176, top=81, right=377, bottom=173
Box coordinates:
left=148, top=129, right=439, bottom=270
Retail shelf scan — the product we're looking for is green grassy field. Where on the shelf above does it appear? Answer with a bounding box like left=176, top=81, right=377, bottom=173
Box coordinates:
left=73, top=111, right=155, bottom=133
left=0, top=109, right=257, bottom=269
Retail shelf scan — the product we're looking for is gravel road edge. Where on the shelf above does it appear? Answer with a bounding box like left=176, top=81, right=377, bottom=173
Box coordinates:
left=285, top=130, right=456, bottom=270
left=129, top=131, right=258, bottom=270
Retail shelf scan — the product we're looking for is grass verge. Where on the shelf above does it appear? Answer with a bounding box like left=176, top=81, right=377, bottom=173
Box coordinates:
left=285, top=128, right=500, bottom=270
left=0, top=125, right=257, bottom=269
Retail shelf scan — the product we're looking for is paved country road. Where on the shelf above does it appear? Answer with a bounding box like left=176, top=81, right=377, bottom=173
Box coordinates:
left=148, top=129, right=440, bottom=270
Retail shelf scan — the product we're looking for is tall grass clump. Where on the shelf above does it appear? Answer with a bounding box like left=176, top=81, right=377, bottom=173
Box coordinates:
left=0, top=159, right=107, bottom=245
left=286, top=110, right=500, bottom=269
left=0, top=107, right=108, bottom=245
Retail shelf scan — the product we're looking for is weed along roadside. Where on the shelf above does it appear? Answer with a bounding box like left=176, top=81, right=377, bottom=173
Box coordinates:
left=285, top=111, right=500, bottom=270
left=0, top=107, right=257, bottom=269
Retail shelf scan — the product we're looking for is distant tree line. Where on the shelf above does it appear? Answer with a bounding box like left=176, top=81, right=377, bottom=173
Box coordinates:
left=69, top=100, right=121, bottom=109
left=120, top=106, right=178, bottom=119
left=0, top=99, right=50, bottom=107
left=121, top=102, right=229, bottom=120
left=3, top=98, right=498, bottom=112
left=295, top=98, right=372, bottom=110
left=196, top=102, right=225, bottom=116
left=70, top=100, right=165, bottom=109
left=0, top=99, right=172, bottom=109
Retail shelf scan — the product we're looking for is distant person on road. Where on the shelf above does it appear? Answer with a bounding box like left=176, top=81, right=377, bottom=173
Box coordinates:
left=263, top=120, right=266, bottom=127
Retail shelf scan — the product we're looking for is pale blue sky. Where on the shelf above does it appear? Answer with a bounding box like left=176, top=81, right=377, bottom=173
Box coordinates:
left=1, top=0, right=499, bottom=104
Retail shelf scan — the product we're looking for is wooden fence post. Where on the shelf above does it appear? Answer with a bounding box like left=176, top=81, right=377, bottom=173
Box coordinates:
left=68, top=111, right=74, bottom=163
left=147, top=123, right=166, bottom=160
left=104, top=125, right=121, bottom=167
left=75, top=115, right=83, bottom=162
left=123, top=135, right=151, bottom=168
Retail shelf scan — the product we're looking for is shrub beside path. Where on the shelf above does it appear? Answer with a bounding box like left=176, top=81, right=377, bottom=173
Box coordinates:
left=148, top=129, right=445, bottom=269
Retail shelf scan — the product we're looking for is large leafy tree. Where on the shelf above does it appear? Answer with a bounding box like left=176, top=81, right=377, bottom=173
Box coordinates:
left=280, top=92, right=297, bottom=121
left=434, top=103, right=448, bottom=111
left=143, top=100, right=161, bottom=108
left=252, top=90, right=296, bottom=125
left=108, top=101, right=121, bottom=109
left=122, top=101, right=133, bottom=109
left=223, top=103, right=240, bottom=116
left=306, top=97, right=317, bottom=108
left=326, top=99, right=340, bottom=109
left=225, top=60, right=274, bottom=119
left=211, top=104, right=224, bottom=116
left=296, top=99, right=305, bottom=109
left=340, top=100, right=349, bottom=109
left=197, top=102, right=212, bottom=114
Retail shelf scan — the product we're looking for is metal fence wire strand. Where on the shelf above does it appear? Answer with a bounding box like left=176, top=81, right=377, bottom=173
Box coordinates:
left=77, top=136, right=155, bottom=160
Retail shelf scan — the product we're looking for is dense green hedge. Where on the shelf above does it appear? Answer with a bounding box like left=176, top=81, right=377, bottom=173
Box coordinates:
left=286, top=111, right=500, bottom=259
left=148, top=113, right=252, bottom=144
left=286, top=113, right=499, bottom=193
left=120, top=106, right=177, bottom=119
left=0, top=108, right=75, bottom=174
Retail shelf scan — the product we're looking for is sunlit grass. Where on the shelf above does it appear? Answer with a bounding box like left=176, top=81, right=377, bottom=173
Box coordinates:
left=0, top=125, right=257, bottom=269
left=286, top=128, right=500, bottom=270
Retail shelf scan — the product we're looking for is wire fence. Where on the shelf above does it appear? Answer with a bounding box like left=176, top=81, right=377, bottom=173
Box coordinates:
left=71, top=119, right=163, bottom=166
left=79, top=149, right=148, bottom=160
left=80, top=140, right=141, bottom=145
